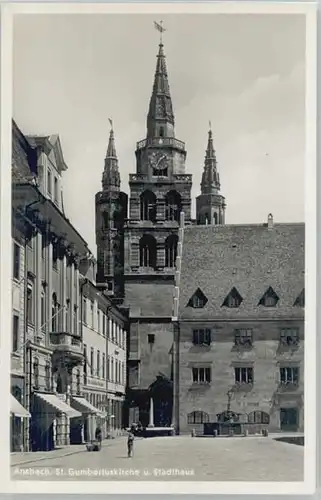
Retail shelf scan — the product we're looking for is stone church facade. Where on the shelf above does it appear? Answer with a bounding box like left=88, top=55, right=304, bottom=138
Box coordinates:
left=95, top=38, right=304, bottom=432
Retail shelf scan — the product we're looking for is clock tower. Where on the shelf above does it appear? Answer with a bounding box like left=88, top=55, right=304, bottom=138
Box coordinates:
left=124, top=37, right=192, bottom=427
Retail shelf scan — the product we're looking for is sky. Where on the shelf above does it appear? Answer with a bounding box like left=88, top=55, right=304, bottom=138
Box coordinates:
left=13, top=13, right=306, bottom=255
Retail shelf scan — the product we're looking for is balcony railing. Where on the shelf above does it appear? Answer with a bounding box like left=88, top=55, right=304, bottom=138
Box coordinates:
left=129, top=173, right=192, bottom=183
left=136, top=137, right=185, bottom=151
left=50, top=332, right=83, bottom=354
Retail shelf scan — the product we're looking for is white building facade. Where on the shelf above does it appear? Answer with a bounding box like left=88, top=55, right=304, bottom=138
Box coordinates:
left=80, top=260, right=127, bottom=439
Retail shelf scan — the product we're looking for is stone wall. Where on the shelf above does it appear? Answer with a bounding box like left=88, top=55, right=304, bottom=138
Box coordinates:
left=177, top=319, right=304, bottom=434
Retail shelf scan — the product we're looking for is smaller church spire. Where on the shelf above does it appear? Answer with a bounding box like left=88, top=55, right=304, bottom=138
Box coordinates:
left=102, top=119, right=120, bottom=192
left=196, top=124, right=226, bottom=226
left=201, top=124, right=220, bottom=195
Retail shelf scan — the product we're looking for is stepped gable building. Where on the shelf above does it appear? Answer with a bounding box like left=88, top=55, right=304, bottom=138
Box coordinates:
left=173, top=220, right=305, bottom=434
left=95, top=37, right=225, bottom=428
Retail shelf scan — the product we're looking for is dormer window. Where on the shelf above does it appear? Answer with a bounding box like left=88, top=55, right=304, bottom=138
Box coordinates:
left=222, top=287, right=243, bottom=308
left=258, top=286, right=279, bottom=307
left=293, top=289, right=304, bottom=307
left=187, top=288, right=208, bottom=309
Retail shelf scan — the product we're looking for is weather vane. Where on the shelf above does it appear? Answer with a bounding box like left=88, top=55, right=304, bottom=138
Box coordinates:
left=209, top=120, right=212, bottom=131
left=108, top=117, right=113, bottom=130
left=154, top=20, right=166, bottom=44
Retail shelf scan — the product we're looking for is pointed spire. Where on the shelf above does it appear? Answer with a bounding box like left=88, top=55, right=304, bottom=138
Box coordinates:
left=146, top=37, right=175, bottom=139
left=102, top=120, right=120, bottom=192
left=201, top=124, right=220, bottom=195
left=106, top=119, right=117, bottom=158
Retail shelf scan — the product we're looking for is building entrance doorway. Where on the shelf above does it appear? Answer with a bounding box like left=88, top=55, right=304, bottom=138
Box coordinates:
left=280, top=407, right=299, bottom=431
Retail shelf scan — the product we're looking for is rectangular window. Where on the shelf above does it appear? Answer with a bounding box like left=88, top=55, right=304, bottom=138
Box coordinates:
left=12, top=314, right=19, bottom=352
left=192, top=329, right=211, bottom=345
left=90, top=347, right=94, bottom=376
left=102, top=314, right=106, bottom=336
left=234, top=329, right=253, bottom=346
left=45, top=362, right=51, bottom=391
left=280, top=367, right=299, bottom=385
left=83, top=344, right=87, bottom=384
left=52, top=243, right=58, bottom=270
left=73, top=306, right=78, bottom=335
left=54, top=177, right=58, bottom=202
left=102, top=353, right=105, bottom=379
left=47, top=170, right=52, bottom=196
left=41, top=234, right=46, bottom=259
left=192, top=367, right=211, bottom=383
left=235, top=366, right=253, bottom=384
left=76, top=369, right=81, bottom=394
left=82, top=297, right=87, bottom=324
left=90, top=300, right=94, bottom=329
left=97, top=350, right=100, bottom=377
left=148, top=333, right=155, bottom=344
left=13, top=243, right=20, bottom=280
left=41, top=293, right=46, bottom=329
left=111, top=358, right=114, bottom=382
left=280, top=328, right=299, bottom=346
left=97, top=309, right=100, bottom=333
left=107, top=356, right=110, bottom=381
left=33, top=359, right=39, bottom=389
left=26, top=283, right=34, bottom=325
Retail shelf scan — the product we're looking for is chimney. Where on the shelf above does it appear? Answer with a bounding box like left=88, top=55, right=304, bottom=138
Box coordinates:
left=267, top=213, right=273, bottom=229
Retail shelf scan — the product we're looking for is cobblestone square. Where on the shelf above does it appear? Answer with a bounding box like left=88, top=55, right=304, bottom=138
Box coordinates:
left=11, top=436, right=304, bottom=482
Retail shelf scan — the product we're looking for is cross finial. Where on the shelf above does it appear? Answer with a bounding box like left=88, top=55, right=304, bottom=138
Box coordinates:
left=154, top=20, right=166, bottom=44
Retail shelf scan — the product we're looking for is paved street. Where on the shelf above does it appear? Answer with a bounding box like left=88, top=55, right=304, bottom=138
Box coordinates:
left=11, top=436, right=303, bottom=482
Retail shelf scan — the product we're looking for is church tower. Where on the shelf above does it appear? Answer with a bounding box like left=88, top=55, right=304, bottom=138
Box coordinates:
left=196, top=126, right=226, bottom=225
left=95, top=123, right=127, bottom=296
left=124, top=30, right=192, bottom=427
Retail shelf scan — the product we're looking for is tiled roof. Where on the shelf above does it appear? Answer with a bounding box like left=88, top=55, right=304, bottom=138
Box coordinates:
left=178, top=223, right=304, bottom=319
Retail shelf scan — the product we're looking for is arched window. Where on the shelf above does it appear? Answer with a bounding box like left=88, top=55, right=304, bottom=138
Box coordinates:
left=140, top=190, right=157, bottom=222
left=56, top=373, right=62, bottom=393
left=248, top=411, right=270, bottom=424
left=165, top=234, right=178, bottom=268
left=165, top=191, right=182, bottom=222
left=204, top=213, right=209, bottom=225
left=159, top=127, right=164, bottom=138
left=102, top=211, right=109, bottom=229
left=187, top=411, right=209, bottom=424
left=139, top=235, right=157, bottom=268
left=213, top=212, right=218, bottom=225
left=52, top=293, right=58, bottom=332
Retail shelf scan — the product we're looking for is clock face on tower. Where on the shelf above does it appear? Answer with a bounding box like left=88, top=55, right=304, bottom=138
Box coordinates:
left=149, top=151, right=169, bottom=172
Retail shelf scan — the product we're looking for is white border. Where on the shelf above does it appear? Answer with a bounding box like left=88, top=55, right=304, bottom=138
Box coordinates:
left=0, top=1, right=317, bottom=495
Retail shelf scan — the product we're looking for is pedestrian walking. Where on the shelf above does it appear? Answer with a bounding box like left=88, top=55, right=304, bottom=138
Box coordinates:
left=95, top=426, right=102, bottom=444
left=127, top=430, right=134, bottom=457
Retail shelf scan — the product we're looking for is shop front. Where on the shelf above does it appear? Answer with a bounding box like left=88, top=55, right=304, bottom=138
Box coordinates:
left=30, top=392, right=81, bottom=451
left=10, top=376, right=30, bottom=452
left=70, top=395, right=106, bottom=444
